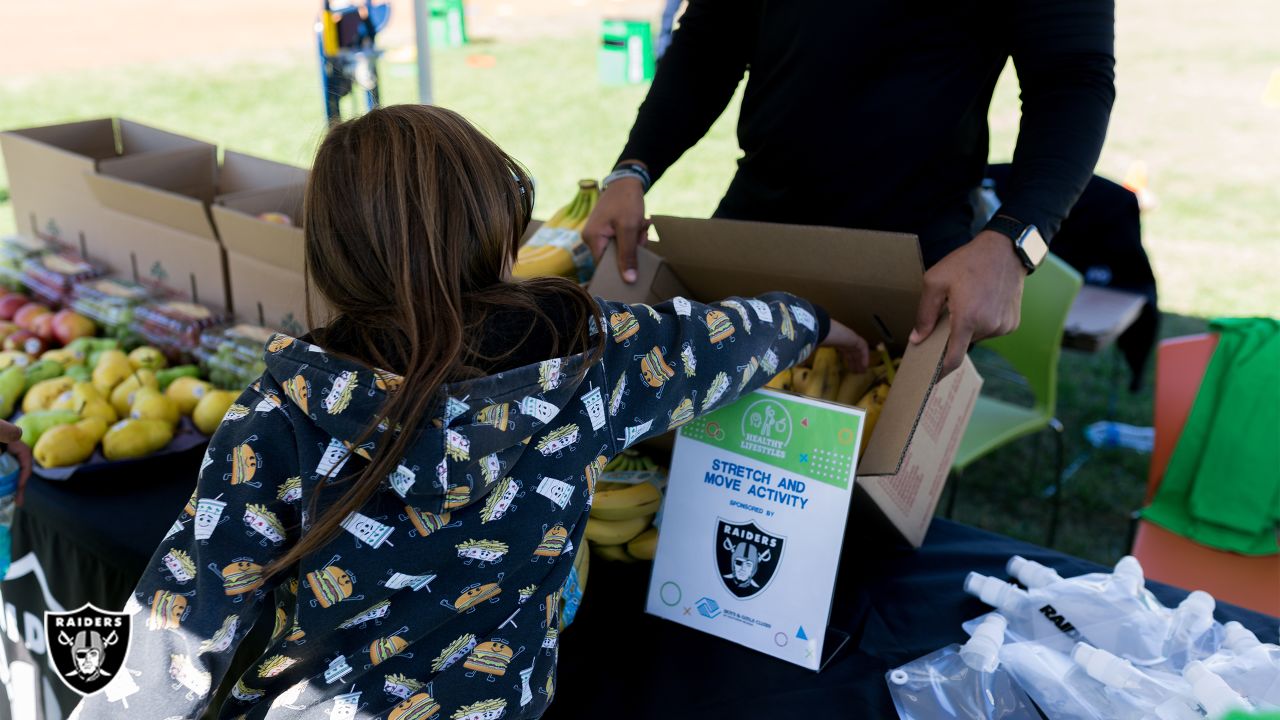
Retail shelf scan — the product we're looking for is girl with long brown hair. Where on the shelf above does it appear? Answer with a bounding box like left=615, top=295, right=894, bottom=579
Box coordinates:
left=76, top=104, right=867, bottom=719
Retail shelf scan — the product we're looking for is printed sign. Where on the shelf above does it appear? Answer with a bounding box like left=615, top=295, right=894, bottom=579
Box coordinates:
left=646, top=389, right=863, bottom=670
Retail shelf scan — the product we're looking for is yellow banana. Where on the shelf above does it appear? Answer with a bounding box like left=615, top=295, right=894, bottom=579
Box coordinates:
left=626, top=527, right=659, bottom=560
left=584, top=515, right=652, bottom=545
left=835, top=371, right=873, bottom=405
left=593, top=544, right=635, bottom=563
left=876, top=343, right=897, bottom=385
left=791, top=367, right=812, bottom=394
left=591, top=482, right=662, bottom=521
left=765, top=368, right=792, bottom=390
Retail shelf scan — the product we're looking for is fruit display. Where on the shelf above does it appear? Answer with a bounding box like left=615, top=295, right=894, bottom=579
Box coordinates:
left=765, top=343, right=901, bottom=444
left=197, top=324, right=273, bottom=390
left=0, top=236, right=45, bottom=292
left=21, top=253, right=104, bottom=307
left=512, top=180, right=600, bottom=283
left=585, top=449, right=666, bottom=563
left=71, top=278, right=156, bottom=342
left=130, top=301, right=224, bottom=363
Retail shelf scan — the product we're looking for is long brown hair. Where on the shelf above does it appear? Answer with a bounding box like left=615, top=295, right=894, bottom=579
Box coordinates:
left=265, top=104, right=601, bottom=577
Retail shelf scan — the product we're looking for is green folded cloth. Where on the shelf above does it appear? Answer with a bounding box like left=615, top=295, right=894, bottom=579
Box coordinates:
left=1143, top=317, right=1280, bottom=555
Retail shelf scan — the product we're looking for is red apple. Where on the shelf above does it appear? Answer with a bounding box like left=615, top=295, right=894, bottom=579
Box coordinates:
left=28, top=312, right=56, bottom=344
left=4, top=330, right=46, bottom=355
left=51, top=309, right=96, bottom=346
left=13, top=303, right=51, bottom=331
left=0, top=294, right=28, bottom=321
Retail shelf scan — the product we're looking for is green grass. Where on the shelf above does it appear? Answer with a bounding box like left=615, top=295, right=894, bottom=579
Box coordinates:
left=1, top=0, right=1276, bottom=564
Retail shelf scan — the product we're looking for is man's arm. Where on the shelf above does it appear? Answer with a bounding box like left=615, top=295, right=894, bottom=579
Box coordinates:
left=994, top=0, right=1117, bottom=240
left=913, top=0, right=1115, bottom=375
left=617, top=0, right=756, bottom=184
left=585, top=0, right=756, bottom=283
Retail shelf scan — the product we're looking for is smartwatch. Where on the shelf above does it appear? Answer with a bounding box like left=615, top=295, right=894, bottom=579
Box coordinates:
left=986, top=215, right=1048, bottom=273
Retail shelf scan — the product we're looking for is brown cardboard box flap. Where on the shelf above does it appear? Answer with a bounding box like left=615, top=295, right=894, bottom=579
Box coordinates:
left=649, top=216, right=923, bottom=352
left=84, top=146, right=221, bottom=241
left=856, top=355, right=982, bottom=546
left=212, top=185, right=306, bottom=271
left=2, top=119, right=117, bottom=162
left=116, top=119, right=215, bottom=155
left=218, top=151, right=309, bottom=197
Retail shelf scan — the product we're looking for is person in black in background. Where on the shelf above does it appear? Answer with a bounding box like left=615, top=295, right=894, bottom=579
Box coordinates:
left=585, top=0, right=1116, bottom=376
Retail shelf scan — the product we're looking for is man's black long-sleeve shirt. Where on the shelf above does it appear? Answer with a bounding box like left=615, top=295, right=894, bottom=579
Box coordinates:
left=619, top=0, right=1116, bottom=267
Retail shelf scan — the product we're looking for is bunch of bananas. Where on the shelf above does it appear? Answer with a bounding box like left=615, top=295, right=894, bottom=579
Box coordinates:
left=512, top=180, right=600, bottom=283
left=765, top=343, right=901, bottom=444
left=585, top=449, right=663, bottom=562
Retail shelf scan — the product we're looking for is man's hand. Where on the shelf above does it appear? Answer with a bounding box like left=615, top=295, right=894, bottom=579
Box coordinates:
left=910, top=230, right=1027, bottom=376
left=584, top=173, right=648, bottom=284
left=823, top=319, right=871, bottom=373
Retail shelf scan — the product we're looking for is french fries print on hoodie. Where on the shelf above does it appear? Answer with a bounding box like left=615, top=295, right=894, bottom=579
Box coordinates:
left=75, top=293, right=820, bottom=720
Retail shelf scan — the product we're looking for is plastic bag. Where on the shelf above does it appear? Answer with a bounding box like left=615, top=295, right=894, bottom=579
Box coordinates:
left=886, top=616, right=1040, bottom=719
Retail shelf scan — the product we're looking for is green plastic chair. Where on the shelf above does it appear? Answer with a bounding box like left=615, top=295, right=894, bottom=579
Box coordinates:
left=945, top=254, right=1083, bottom=546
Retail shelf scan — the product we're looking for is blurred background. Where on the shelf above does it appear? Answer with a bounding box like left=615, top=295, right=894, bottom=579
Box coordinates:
left=0, top=0, right=1276, bottom=564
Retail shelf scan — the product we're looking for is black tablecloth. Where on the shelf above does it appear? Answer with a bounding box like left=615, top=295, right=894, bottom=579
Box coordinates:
left=3, top=462, right=1276, bottom=720
left=546, top=508, right=1279, bottom=719
left=0, top=444, right=215, bottom=720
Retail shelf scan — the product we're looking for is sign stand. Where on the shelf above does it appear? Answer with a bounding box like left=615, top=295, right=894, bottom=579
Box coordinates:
left=647, top=389, right=866, bottom=671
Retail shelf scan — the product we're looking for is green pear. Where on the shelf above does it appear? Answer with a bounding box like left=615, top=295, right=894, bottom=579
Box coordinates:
left=33, top=417, right=108, bottom=468
left=91, top=350, right=133, bottom=395
left=130, top=387, right=180, bottom=427
left=109, top=370, right=159, bottom=417
left=192, top=389, right=238, bottom=435
left=15, top=409, right=81, bottom=446
left=102, top=419, right=174, bottom=461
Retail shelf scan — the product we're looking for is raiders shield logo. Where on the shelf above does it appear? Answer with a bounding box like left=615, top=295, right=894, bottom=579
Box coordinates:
left=715, top=518, right=784, bottom=599
left=45, top=604, right=131, bottom=696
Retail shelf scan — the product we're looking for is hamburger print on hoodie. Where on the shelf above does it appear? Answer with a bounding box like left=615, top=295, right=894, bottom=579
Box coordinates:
left=73, top=292, right=822, bottom=719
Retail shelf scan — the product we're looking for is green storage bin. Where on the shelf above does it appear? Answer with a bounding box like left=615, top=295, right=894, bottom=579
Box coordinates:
left=429, top=0, right=467, bottom=48
left=599, top=19, right=655, bottom=85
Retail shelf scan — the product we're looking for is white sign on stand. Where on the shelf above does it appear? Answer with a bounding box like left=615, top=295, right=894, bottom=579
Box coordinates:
left=646, top=389, right=864, bottom=670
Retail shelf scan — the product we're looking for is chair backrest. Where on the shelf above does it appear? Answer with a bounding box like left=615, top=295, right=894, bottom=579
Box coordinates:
left=979, top=254, right=1083, bottom=415
left=1145, top=334, right=1219, bottom=504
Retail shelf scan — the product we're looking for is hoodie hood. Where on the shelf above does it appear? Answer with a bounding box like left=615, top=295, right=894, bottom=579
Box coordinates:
left=262, top=333, right=592, bottom=516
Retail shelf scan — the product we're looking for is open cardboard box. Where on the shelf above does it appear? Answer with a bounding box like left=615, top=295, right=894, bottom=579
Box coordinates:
left=588, top=216, right=983, bottom=546
left=0, top=118, right=214, bottom=248
left=82, top=150, right=309, bottom=315
left=211, top=183, right=317, bottom=334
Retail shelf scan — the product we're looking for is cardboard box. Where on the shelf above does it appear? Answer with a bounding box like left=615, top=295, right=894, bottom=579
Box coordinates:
left=0, top=118, right=214, bottom=247
left=588, top=215, right=983, bottom=546
left=84, top=150, right=309, bottom=316
left=211, top=183, right=318, bottom=334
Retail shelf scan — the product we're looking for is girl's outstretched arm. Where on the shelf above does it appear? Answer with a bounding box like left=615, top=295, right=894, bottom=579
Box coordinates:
left=596, top=292, right=826, bottom=451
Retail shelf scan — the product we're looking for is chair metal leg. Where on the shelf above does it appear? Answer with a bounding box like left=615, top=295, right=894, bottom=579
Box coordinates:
left=1047, top=418, right=1066, bottom=547
left=1026, top=431, right=1044, bottom=493
left=945, top=467, right=962, bottom=519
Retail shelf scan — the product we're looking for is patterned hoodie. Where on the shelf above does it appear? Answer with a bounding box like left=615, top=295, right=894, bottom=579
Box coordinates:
left=74, top=292, right=821, bottom=720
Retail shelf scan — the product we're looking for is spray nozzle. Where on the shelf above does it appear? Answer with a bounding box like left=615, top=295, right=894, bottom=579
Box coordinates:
left=964, top=572, right=1030, bottom=613
left=1005, top=555, right=1064, bottom=589
left=1184, top=660, right=1253, bottom=716
left=960, top=614, right=1007, bottom=672
left=1223, top=620, right=1262, bottom=654
left=1072, top=642, right=1144, bottom=689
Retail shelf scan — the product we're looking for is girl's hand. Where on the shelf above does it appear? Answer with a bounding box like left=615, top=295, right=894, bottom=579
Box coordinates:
left=823, top=320, right=870, bottom=373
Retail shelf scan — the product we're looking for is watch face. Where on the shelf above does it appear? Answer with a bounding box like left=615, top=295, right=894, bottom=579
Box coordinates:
left=1018, top=226, right=1049, bottom=268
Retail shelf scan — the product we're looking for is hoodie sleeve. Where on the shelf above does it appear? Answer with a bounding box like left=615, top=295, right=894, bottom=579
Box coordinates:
left=74, top=384, right=300, bottom=720
left=597, top=292, right=822, bottom=450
